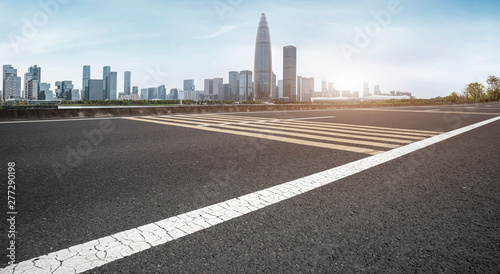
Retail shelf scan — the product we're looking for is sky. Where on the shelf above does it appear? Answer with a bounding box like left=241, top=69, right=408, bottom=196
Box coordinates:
left=0, top=0, right=499, bottom=98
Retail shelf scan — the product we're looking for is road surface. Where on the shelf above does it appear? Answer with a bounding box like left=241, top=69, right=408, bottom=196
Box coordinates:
left=1, top=103, right=499, bottom=273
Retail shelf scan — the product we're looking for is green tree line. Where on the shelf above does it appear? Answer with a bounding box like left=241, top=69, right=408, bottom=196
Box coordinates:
left=447, top=75, right=500, bottom=103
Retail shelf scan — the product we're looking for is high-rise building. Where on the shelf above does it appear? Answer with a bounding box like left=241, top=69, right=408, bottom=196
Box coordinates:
left=72, top=89, right=80, bottom=101
left=223, top=84, right=230, bottom=101
left=124, top=71, right=131, bottom=95
left=184, top=79, right=195, bottom=92
left=374, top=85, right=381, bottom=95
left=363, top=82, right=370, bottom=97
left=148, top=87, right=157, bottom=100
left=103, top=66, right=111, bottom=95
left=278, top=80, right=283, bottom=98
left=55, top=81, right=74, bottom=101
left=254, top=13, right=273, bottom=101
left=229, top=71, right=239, bottom=101
left=39, top=83, right=53, bottom=100
left=27, top=79, right=39, bottom=100
left=272, top=72, right=277, bottom=99
left=3, top=65, right=21, bottom=101
left=322, top=80, right=328, bottom=96
left=82, top=65, right=90, bottom=101
left=132, top=86, right=139, bottom=95
left=140, top=88, right=148, bottom=100
left=239, top=70, right=253, bottom=101
left=23, top=66, right=40, bottom=99
left=283, top=45, right=297, bottom=102
left=213, top=78, right=223, bottom=100
left=158, top=85, right=166, bottom=100
left=297, top=76, right=314, bottom=102
left=88, top=79, right=104, bottom=101
left=106, top=72, right=117, bottom=100
left=169, top=88, right=179, bottom=100
left=204, top=79, right=213, bottom=95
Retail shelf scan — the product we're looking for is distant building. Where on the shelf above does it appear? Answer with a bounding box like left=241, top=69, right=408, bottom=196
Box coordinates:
left=254, top=13, right=273, bottom=101
left=278, top=80, right=283, bottom=99
left=239, top=70, right=253, bottom=101
left=82, top=65, right=91, bottom=101
left=297, top=76, right=314, bottom=102
left=39, top=83, right=53, bottom=100
left=148, top=87, right=157, bottom=100
left=342, top=90, right=352, bottom=97
left=132, top=86, right=139, bottom=95
left=27, top=79, right=39, bottom=100
left=124, top=71, right=131, bottom=95
left=169, top=88, right=179, bottom=100
left=374, top=85, right=381, bottom=95
left=184, top=79, right=195, bottom=92
left=363, top=82, right=370, bottom=97
left=72, top=89, right=80, bottom=101
left=140, top=88, right=148, bottom=100
left=283, top=45, right=297, bottom=102
left=272, top=72, right=277, bottom=99
left=204, top=79, right=213, bottom=95
left=3, top=65, right=21, bottom=101
left=106, top=72, right=117, bottom=100
left=102, top=66, right=111, bottom=96
left=88, top=79, right=104, bottom=101
left=55, top=81, right=74, bottom=101
left=229, top=71, right=239, bottom=101
left=158, top=85, right=167, bottom=100
left=322, top=80, right=328, bottom=96
left=213, top=78, right=223, bottom=100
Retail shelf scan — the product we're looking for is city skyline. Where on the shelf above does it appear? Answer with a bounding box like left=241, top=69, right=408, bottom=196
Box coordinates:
left=0, top=0, right=499, bottom=99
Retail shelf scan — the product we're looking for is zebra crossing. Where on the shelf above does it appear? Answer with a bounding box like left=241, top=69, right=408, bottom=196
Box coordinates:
left=124, top=114, right=443, bottom=155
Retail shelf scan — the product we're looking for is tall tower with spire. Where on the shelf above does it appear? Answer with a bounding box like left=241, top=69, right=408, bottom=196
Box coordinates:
left=254, top=13, right=272, bottom=101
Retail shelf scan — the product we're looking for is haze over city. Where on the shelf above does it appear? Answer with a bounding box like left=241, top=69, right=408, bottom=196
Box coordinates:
left=1, top=0, right=498, bottom=98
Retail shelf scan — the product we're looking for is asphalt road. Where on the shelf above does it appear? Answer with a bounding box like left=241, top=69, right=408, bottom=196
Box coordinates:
left=1, top=103, right=499, bottom=273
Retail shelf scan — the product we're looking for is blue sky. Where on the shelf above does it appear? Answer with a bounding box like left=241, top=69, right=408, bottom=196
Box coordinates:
left=1, top=0, right=499, bottom=98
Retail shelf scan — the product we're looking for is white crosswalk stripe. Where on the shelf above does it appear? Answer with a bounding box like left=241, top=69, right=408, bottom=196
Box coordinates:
left=124, top=114, right=443, bottom=155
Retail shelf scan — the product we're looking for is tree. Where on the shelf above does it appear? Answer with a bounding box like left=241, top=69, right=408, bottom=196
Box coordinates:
left=464, top=82, right=485, bottom=103
left=448, top=91, right=460, bottom=103
left=487, top=75, right=500, bottom=101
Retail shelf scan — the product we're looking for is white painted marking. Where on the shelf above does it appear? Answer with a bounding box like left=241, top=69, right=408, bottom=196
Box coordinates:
left=194, top=116, right=336, bottom=128
left=3, top=116, right=500, bottom=274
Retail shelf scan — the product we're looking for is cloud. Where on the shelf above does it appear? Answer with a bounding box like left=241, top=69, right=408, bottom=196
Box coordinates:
left=196, top=24, right=246, bottom=39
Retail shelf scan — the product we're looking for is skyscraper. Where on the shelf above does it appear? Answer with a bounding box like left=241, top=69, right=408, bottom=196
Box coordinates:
left=213, top=78, right=223, bottom=100
left=82, top=65, right=91, bottom=101
left=184, top=79, right=195, bottom=92
left=158, top=85, right=166, bottom=100
left=106, top=72, right=117, bottom=100
left=3, top=65, right=21, bottom=101
left=229, top=71, right=239, bottom=101
left=239, top=70, right=253, bottom=101
left=283, top=45, right=297, bottom=102
left=103, top=66, right=111, bottom=96
left=88, top=79, right=104, bottom=101
left=297, top=76, right=314, bottom=102
left=254, top=13, right=272, bottom=101
left=55, top=81, right=74, bottom=101
left=204, top=79, right=213, bottom=95
left=272, top=72, right=277, bottom=99
left=363, top=82, right=370, bottom=97
left=124, top=71, right=131, bottom=95
left=374, top=85, right=381, bottom=95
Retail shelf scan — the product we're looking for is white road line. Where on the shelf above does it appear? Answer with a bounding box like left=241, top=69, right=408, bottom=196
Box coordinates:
left=194, top=116, right=336, bottom=127
left=3, top=116, right=500, bottom=274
